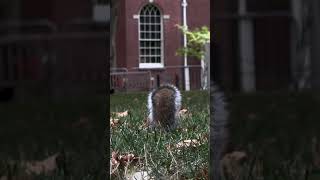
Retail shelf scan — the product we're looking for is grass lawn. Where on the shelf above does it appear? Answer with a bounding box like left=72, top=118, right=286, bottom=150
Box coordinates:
left=0, top=95, right=107, bottom=179
left=110, top=90, right=210, bottom=179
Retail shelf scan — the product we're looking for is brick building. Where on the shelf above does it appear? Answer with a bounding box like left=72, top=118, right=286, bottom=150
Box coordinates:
left=112, top=0, right=210, bottom=90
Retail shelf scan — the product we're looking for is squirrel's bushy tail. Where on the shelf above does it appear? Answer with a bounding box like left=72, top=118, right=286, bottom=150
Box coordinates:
left=147, top=84, right=181, bottom=131
left=210, top=82, right=229, bottom=180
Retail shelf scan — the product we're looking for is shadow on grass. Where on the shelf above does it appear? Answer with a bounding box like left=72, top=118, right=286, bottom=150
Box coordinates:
left=0, top=95, right=107, bottom=179
left=226, top=91, right=320, bottom=180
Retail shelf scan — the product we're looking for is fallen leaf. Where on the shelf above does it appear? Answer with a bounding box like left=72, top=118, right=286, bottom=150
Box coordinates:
left=179, top=109, right=192, bottom=118
left=221, top=151, right=248, bottom=179
left=111, top=151, right=120, bottom=174
left=115, top=110, right=129, bottom=118
left=23, top=153, right=59, bottom=175
left=127, top=171, right=151, bottom=180
left=195, top=167, right=209, bottom=180
left=110, top=118, right=120, bottom=128
left=110, top=151, right=141, bottom=174
left=167, top=139, right=202, bottom=151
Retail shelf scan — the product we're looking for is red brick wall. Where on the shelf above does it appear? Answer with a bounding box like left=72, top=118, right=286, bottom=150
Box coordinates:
left=187, top=0, right=210, bottom=30
left=116, top=0, right=127, bottom=68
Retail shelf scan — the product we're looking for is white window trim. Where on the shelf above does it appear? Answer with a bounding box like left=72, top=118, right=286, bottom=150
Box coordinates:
left=139, top=63, right=164, bottom=69
left=137, top=4, right=165, bottom=69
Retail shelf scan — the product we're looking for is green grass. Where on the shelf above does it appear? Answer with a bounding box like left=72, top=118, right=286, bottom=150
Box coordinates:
left=110, top=91, right=210, bottom=179
left=0, top=95, right=107, bottom=179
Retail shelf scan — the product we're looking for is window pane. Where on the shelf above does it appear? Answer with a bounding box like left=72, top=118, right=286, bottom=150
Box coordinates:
left=150, top=33, right=155, bottom=39
left=140, top=57, right=145, bottom=63
left=139, top=4, right=163, bottom=65
left=140, top=16, right=145, bottom=23
left=156, top=25, right=160, bottom=31
left=155, top=10, right=160, bottom=16
left=155, top=17, right=160, bottom=23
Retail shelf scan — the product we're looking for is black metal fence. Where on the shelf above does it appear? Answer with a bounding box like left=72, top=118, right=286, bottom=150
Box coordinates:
left=110, top=65, right=202, bottom=92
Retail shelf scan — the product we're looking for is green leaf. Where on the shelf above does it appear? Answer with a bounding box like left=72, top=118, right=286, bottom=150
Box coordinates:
left=175, top=24, right=210, bottom=60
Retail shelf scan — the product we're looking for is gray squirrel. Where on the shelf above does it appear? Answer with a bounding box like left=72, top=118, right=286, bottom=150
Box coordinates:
left=147, top=84, right=182, bottom=131
left=146, top=82, right=229, bottom=179
left=210, top=82, right=230, bottom=180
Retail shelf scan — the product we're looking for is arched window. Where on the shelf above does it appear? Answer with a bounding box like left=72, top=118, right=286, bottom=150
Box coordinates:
left=139, top=4, right=163, bottom=68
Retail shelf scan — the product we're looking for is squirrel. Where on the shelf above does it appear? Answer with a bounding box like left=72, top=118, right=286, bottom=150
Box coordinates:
left=147, top=84, right=182, bottom=131
left=146, top=82, right=229, bottom=178
left=210, top=81, right=230, bottom=180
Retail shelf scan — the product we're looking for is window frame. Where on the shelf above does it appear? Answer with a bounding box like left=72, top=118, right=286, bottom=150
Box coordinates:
left=138, top=4, right=164, bottom=69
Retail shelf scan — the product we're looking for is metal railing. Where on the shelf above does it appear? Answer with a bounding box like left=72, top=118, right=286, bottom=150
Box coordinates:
left=110, top=71, right=151, bottom=92
left=110, top=65, right=202, bottom=92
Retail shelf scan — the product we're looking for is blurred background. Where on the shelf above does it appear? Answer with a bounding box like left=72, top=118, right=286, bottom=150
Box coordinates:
left=0, top=0, right=109, bottom=179
left=0, top=0, right=109, bottom=101
left=212, top=0, right=320, bottom=179
left=213, top=0, right=320, bottom=92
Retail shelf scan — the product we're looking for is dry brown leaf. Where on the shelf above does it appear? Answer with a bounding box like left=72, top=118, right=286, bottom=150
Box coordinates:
left=167, top=139, right=202, bottom=151
left=111, top=151, right=120, bottom=174
left=221, top=151, right=248, bottom=180
left=180, top=109, right=188, bottom=114
left=179, top=109, right=192, bottom=118
left=110, top=118, right=120, bottom=128
left=195, top=167, right=209, bottom=180
left=115, top=110, right=129, bottom=118
left=111, top=151, right=141, bottom=174
left=23, top=153, right=59, bottom=175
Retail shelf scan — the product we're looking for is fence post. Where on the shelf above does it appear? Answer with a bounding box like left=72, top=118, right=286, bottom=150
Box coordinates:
left=156, top=74, right=160, bottom=88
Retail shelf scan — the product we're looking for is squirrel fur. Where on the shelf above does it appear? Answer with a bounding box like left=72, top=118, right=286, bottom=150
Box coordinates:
left=210, top=82, right=230, bottom=179
left=147, top=84, right=181, bottom=131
